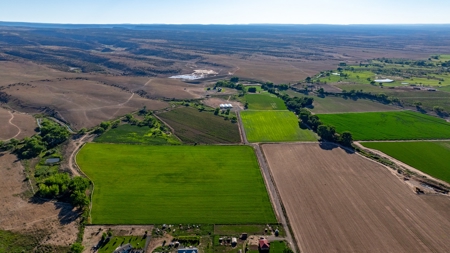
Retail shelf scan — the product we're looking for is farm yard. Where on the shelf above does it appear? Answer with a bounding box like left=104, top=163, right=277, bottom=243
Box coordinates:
left=243, top=93, right=287, bottom=110
left=157, top=106, right=241, bottom=144
left=240, top=111, right=317, bottom=142
left=77, top=144, right=276, bottom=224
left=361, top=141, right=450, bottom=183
left=318, top=111, right=450, bottom=140
left=262, top=143, right=450, bottom=253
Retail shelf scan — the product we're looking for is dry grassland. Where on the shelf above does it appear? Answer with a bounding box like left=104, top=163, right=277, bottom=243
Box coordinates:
left=262, top=143, right=450, bottom=253
left=0, top=153, right=79, bottom=247
left=4, top=79, right=168, bottom=130
left=0, top=107, right=36, bottom=140
left=0, top=61, right=74, bottom=85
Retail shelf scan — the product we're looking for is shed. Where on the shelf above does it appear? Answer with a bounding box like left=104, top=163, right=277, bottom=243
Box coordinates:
left=374, top=79, right=394, bottom=83
left=231, top=237, right=237, bottom=247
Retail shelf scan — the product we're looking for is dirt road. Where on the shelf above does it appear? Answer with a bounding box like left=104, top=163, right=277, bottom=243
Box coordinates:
left=252, top=144, right=295, bottom=251
left=6, top=110, right=21, bottom=140
left=236, top=111, right=248, bottom=144
left=66, top=134, right=90, bottom=177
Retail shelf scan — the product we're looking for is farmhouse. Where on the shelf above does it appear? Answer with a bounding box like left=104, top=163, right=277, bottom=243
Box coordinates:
left=374, top=79, right=394, bottom=83
left=178, top=247, right=198, bottom=253
left=258, top=238, right=270, bottom=253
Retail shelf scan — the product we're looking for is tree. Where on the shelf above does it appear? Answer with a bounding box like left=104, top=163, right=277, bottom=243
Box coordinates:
left=70, top=243, right=84, bottom=253
left=317, top=125, right=336, bottom=142
left=18, top=136, right=45, bottom=158
left=94, top=127, right=105, bottom=134
left=139, top=106, right=147, bottom=115
left=305, top=76, right=312, bottom=83
left=230, top=77, right=239, bottom=83
left=413, top=101, right=422, bottom=109
left=340, top=131, right=353, bottom=147
left=111, top=120, right=120, bottom=128
left=124, top=114, right=133, bottom=122
left=70, top=190, right=89, bottom=208
left=100, top=121, right=111, bottom=130
left=78, top=128, right=87, bottom=135
left=214, top=108, right=220, bottom=115
left=226, top=109, right=230, bottom=115
left=248, top=87, right=257, bottom=93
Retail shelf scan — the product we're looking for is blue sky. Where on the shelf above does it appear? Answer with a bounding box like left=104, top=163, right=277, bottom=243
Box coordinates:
left=0, top=0, right=449, bottom=24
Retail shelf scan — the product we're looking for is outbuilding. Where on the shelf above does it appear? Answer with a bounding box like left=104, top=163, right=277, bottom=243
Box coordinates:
left=374, top=79, right=394, bottom=83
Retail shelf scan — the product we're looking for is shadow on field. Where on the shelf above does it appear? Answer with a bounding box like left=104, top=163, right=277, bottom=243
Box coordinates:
left=28, top=197, right=80, bottom=225
left=319, top=142, right=355, bottom=154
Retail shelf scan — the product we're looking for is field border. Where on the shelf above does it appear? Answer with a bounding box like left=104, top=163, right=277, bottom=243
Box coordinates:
left=355, top=142, right=450, bottom=189
left=256, top=144, right=298, bottom=253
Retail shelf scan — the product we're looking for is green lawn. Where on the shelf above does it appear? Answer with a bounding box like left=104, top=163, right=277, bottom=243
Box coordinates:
left=97, top=236, right=146, bottom=253
left=361, top=141, right=450, bottom=183
left=157, top=107, right=241, bottom=144
left=94, top=124, right=181, bottom=145
left=77, top=144, right=276, bottom=224
left=244, top=93, right=287, bottom=110
left=270, top=241, right=290, bottom=253
left=318, top=111, right=450, bottom=141
left=241, top=111, right=317, bottom=142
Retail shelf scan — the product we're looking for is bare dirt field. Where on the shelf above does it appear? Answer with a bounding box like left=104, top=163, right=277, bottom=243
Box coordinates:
left=0, top=152, right=79, bottom=247
left=3, top=78, right=168, bottom=130
left=0, top=107, right=37, bottom=140
left=0, top=61, right=74, bottom=86
left=82, top=225, right=153, bottom=253
left=262, top=143, right=450, bottom=253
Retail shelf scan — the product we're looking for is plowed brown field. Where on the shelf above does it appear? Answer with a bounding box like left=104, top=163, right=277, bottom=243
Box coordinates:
left=262, top=143, right=450, bottom=253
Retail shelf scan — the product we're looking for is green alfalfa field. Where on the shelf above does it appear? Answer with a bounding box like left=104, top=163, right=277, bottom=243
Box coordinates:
left=361, top=141, right=450, bottom=183
left=240, top=110, right=317, bottom=142
left=318, top=111, right=450, bottom=141
left=243, top=93, right=287, bottom=110
left=77, top=143, right=276, bottom=224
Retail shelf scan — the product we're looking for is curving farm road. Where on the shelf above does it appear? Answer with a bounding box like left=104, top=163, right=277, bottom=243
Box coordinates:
left=5, top=111, right=21, bottom=140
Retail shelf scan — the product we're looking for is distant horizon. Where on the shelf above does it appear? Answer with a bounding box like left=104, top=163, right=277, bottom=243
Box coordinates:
left=1, top=21, right=450, bottom=26
left=1, top=0, right=450, bottom=25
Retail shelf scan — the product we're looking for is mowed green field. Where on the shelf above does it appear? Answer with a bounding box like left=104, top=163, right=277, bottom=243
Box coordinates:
left=318, top=111, right=450, bottom=140
left=244, top=93, right=287, bottom=110
left=77, top=144, right=276, bottom=224
left=241, top=111, right=317, bottom=142
left=362, top=141, right=450, bottom=183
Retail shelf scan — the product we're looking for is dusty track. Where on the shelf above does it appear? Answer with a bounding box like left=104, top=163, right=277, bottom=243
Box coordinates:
left=263, top=143, right=450, bottom=253
left=252, top=144, right=295, bottom=251
left=5, top=110, right=21, bottom=140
